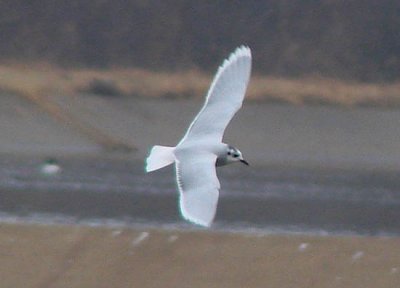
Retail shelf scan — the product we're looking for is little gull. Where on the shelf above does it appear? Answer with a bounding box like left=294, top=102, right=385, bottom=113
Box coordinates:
left=146, top=46, right=252, bottom=227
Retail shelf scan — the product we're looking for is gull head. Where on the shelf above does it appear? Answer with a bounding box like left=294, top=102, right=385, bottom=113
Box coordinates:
left=226, top=145, right=249, bottom=166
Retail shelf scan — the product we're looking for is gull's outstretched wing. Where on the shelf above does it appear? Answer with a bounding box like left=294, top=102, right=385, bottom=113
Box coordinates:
left=179, top=46, right=251, bottom=145
left=175, top=150, right=220, bottom=227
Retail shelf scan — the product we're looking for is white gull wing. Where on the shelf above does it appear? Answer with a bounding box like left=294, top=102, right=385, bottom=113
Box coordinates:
left=175, top=150, right=220, bottom=227
left=178, top=46, right=251, bottom=145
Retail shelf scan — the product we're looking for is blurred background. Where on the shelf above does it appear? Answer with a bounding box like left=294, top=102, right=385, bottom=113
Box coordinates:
left=1, top=0, right=400, bottom=239
left=1, top=0, right=400, bottom=80
left=0, top=2, right=400, bottom=287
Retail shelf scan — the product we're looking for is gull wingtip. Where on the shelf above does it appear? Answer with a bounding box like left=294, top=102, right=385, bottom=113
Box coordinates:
left=234, top=45, right=251, bottom=57
left=179, top=202, right=214, bottom=227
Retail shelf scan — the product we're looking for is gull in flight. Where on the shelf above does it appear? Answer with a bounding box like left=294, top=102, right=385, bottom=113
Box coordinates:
left=145, top=46, right=252, bottom=227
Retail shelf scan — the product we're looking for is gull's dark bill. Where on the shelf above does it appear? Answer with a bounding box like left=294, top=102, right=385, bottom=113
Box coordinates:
left=240, top=159, right=249, bottom=166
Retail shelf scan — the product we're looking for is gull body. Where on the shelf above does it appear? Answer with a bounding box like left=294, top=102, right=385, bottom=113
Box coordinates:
left=145, top=46, right=252, bottom=227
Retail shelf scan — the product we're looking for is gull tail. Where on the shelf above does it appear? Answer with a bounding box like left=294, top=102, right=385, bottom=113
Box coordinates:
left=145, top=145, right=175, bottom=172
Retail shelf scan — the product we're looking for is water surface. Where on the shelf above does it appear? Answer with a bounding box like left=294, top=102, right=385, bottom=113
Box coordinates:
left=0, top=156, right=399, bottom=236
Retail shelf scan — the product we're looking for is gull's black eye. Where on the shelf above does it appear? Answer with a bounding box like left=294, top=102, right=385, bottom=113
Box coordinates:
left=234, top=154, right=239, bottom=158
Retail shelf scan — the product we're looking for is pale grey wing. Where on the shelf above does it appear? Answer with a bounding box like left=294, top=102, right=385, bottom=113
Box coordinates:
left=179, top=46, right=251, bottom=145
left=175, top=150, right=220, bottom=227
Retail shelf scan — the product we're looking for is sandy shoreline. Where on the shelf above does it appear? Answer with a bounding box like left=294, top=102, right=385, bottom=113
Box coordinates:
left=0, top=222, right=399, bottom=288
